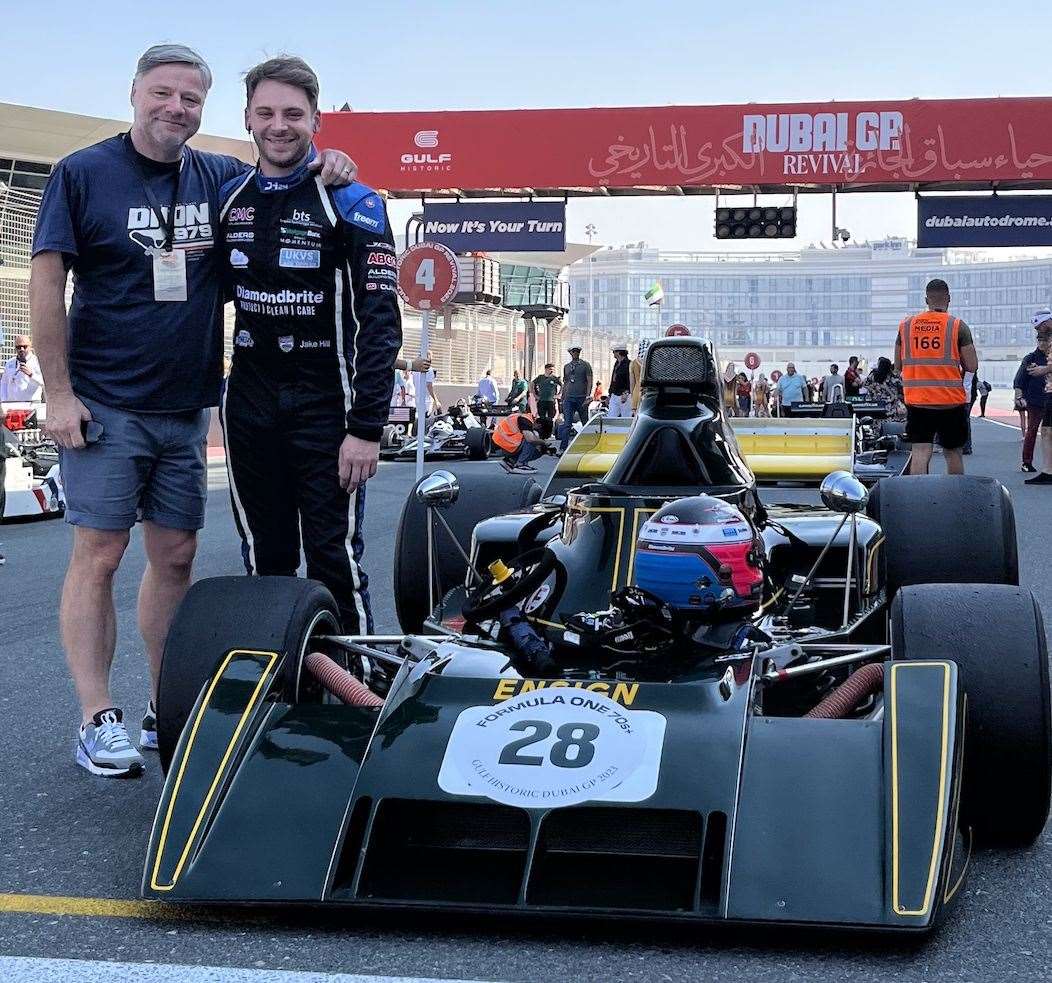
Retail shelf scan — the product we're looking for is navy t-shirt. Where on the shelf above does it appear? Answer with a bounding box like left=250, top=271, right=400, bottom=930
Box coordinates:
left=32, top=135, right=248, bottom=412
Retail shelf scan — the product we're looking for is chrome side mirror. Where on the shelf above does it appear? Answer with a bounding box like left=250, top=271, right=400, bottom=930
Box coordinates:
left=820, top=470, right=868, bottom=514
left=415, top=469, right=460, bottom=509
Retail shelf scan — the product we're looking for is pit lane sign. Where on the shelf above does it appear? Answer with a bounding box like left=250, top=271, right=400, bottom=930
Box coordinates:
left=438, top=688, right=666, bottom=809
left=397, top=242, right=459, bottom=310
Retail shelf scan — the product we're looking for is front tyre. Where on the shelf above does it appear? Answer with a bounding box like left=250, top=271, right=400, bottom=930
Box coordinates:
left=157, top=576, right=340, bottom=774
left=891, top=583, right=1050, bottom=846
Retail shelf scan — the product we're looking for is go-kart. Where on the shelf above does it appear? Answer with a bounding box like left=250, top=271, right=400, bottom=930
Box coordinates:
left=144, top=337, right=1048, bottom=934
left=379, top=401, right=498, bottom=462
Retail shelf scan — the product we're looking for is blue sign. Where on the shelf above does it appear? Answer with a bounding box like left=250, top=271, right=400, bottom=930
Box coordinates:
left=918, top=195, right=1052, bottom=247
left=422, top=202, right=566, bottom=252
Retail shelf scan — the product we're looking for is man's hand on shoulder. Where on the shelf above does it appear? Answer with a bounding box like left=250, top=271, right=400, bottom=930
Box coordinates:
left=46, top=391, right=92, bottom=449
left=338, top=434, right=379, bottom=491
left=310, top=150, right=357, bottom=187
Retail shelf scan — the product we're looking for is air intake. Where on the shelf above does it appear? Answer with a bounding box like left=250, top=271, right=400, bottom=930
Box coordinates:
left=642, top=338, right=715, bottom=389
left=527, top=807, right=704, bottom=911
left=357, top=799, right=529, bottom=904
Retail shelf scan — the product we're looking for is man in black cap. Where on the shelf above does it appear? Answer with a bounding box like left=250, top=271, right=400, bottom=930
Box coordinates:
left=608, top=343, right=632, bottom=417
left=559, top=345, right=593, bottom=451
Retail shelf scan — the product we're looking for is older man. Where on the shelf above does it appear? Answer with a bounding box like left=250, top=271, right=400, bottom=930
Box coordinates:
left=776, top=362, right=808, bottom=410
left=30, top=44, right=355, bottom=778
left=0, top=335, right=45, bottom=404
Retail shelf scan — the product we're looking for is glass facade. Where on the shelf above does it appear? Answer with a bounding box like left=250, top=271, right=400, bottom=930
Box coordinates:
left=568, top=246, right=1052, bottom=357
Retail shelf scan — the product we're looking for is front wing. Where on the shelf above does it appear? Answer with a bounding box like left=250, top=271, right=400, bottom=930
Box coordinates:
left=144, top=652, right=968, bottom=930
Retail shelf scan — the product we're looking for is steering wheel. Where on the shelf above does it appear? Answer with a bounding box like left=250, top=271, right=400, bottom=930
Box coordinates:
left=462, top=548, right=557, bottom=622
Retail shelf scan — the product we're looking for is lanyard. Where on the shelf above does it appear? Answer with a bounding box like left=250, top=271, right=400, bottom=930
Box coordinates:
left=124, top=133, right=182, bottom=252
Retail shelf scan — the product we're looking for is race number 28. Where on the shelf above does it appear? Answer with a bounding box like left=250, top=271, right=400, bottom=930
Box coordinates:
left=498, top=720, right=600, bottom=768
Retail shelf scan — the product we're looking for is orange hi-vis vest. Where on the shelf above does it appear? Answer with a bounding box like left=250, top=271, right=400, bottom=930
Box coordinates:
left=897, top=311, right=966, bottom=406
left=493, top=413, right=530, bottom=453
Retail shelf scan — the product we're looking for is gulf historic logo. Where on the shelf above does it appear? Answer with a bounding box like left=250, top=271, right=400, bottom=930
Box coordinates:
left=402, top=130, right=453, bottom=172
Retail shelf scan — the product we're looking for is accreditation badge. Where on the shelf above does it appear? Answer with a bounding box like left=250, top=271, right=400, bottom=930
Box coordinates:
left=153, top=248, right=187, bottom=302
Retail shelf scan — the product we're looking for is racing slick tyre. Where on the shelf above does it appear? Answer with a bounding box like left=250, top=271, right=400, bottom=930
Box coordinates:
left=518, top=477, right=543, bottom=508
left=891, top=583, right=1051, bottom=846
left=465, top=427, right=491, bottom=461
left=867, top=474, right=1017, bottom=597
left=157, top=576, right=340, bottom=774
left=394, top=470, right=538, bottom=634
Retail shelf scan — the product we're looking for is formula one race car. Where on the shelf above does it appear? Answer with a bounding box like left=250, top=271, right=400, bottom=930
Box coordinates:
left=380, top=400, right=497, bottom=462
left=1, top=409, right=64, bottom=521
left=145, top=337, right=1049, bottom=934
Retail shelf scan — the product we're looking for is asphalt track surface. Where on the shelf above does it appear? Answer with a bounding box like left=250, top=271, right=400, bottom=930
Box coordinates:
left=1, top=419, right=1050, bottom=982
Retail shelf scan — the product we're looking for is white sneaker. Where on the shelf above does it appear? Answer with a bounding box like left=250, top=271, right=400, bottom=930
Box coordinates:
left=140, top=700, right=158, bottom=750
left=76, top=709, right=144, bottom=778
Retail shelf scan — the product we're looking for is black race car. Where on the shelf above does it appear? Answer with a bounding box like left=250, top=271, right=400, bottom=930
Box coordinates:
left=145, top=337, right=1048, bottom=933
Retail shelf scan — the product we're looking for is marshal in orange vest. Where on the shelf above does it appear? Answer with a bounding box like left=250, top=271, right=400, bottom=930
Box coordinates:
left=896, top=311, right=967, bottom=406
left=492, top=413, right=535, bottom=453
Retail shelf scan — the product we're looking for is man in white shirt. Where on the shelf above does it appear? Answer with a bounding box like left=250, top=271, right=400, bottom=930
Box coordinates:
left=1, top=335, right=45, bottom=404
left=477, top=369, right=500, bottom=405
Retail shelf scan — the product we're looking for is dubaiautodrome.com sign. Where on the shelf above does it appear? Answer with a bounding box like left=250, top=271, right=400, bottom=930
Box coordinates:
left=917, top=195, right=1052, bottom=247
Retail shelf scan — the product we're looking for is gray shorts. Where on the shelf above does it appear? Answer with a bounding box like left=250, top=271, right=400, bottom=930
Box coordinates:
left=59, top=396, right=210, bottom=531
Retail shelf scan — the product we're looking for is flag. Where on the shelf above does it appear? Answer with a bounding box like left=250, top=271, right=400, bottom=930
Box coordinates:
left=643, top=281, right=664, bottom=306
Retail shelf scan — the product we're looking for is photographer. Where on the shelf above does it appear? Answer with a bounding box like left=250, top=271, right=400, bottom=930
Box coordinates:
left=0, top=335, right=45, bottom=405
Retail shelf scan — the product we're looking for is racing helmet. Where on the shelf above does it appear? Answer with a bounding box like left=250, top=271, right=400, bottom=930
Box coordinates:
left=634, top=496, right=763, bottom=615
left=431, top=419, right=455, bottom=438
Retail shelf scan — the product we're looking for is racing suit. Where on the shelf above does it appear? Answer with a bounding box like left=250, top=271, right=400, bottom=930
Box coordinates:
left=219, top=159, right=401, bottom=632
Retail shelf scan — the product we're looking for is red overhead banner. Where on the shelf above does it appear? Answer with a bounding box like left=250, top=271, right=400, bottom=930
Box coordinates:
left=318, top=98, right=1052, bottom=194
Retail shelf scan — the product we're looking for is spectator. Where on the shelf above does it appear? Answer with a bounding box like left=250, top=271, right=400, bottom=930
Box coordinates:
left=821, top=363, right=845, bottom=403
left=777, top=362, right=808, bottom=410
left=532, top=362, right=561, bottom=438
left=844, top=356, right=862, bottom=397
left=753, top=373, right=771, bottom=417
left=1015, top=314, right=1052, bottom=474
left=895, top=278, right=977, bottom=475
left=559, top=345, right=593, bottom=451
left=722, top=362, right=738, bottom=417
left=0, top=334, right=45, bottom=404
left=629, top=339, right=649, bottom=415
left=421, top=352, right=439, bottom=415
left=593, top=380, right=604, bottom=401
left=963, top=372, right=980, bottom=455
left=477, top=368, right=500, bottom=405
left=493, top=411, right=545, bottom=474
left=864, top=357, right=906, bottom=420
left=977, top=378, right=992, bottom=417
left=506, top=370, right=528, bottom=411
left=607, top=343, right=631, bottom=418
left=736, top=372, right=752, bottom=416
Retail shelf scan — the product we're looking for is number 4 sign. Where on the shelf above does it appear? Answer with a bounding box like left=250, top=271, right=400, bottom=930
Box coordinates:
left=397, top=241, right=459, bottom=310
left=437, top=688, right=667, bottom=809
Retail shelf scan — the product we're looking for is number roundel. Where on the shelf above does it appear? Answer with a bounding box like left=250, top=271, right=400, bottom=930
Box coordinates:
left=397, top=242, right=459, bottom=310
left=437, top=687, right=668, bottom=809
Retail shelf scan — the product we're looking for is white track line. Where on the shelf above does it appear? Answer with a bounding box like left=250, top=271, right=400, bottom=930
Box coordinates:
left=0, top=957, right=494, bottom=983
left=978, top=416, right=1022, bottom=431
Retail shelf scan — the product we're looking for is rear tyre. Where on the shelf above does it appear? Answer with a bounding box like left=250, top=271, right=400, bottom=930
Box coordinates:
left=465, top=427, right=491, bottom=461
left=891, top=584, right=1051, bottom=846
left=867, top=475, right=1017, bottom=597
left=157, top=576, right=339, bottom=774
left=394, top=470, right=537, bottom=633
